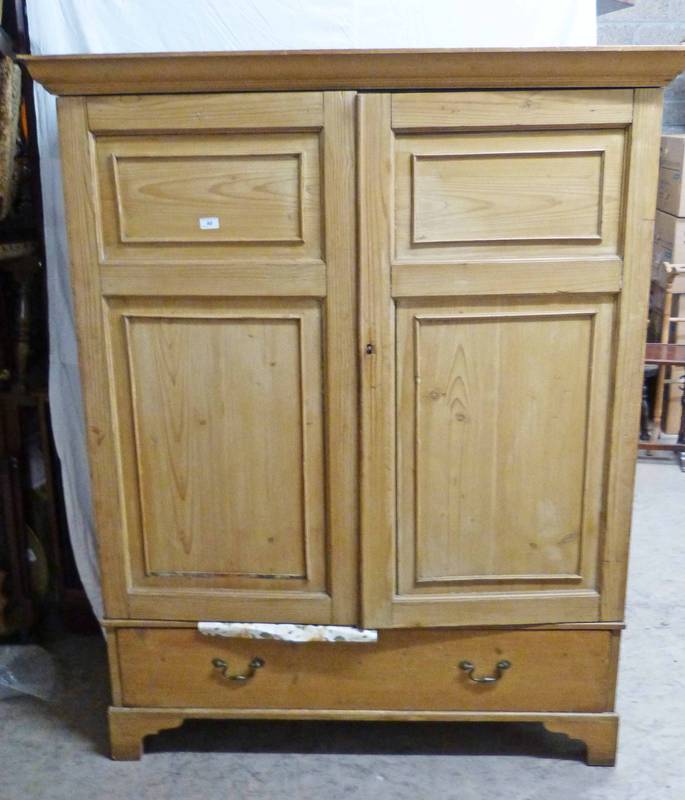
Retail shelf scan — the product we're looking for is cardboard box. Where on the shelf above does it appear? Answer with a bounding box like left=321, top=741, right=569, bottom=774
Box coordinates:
left=659, top=134, right=685, bottom=173
left=657, top=135, right=685, bottom=217
left=652, top=210, right=685, bottom=290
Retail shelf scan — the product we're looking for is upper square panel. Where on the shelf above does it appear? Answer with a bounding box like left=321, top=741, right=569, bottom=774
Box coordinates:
left=394, top=128, right=626, bottom=262
left=94, top=131, right=322, bottom=264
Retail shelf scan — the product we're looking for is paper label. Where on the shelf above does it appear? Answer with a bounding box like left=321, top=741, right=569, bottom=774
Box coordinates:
left=199, top=217, right=220, bottom=230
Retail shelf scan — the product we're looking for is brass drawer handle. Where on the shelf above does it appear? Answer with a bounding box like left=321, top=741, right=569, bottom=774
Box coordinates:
left=459, top=659, right=511, bottom=684
left=211, top=656, right=265, bottom=682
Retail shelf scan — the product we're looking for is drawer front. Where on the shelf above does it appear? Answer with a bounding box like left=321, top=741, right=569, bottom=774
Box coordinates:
left=117, top=628, right=616, bottom=712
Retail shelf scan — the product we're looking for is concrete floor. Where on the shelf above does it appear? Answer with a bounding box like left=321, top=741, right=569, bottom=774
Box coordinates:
left=0, top=460, right=683, bottom=799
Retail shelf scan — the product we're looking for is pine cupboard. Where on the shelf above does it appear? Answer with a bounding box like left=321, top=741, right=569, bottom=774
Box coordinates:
left=22, top=47, right=685, bottom=765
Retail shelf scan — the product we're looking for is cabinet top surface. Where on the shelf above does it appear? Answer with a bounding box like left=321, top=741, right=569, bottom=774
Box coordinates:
left=19, top=46, right=685, bottom=95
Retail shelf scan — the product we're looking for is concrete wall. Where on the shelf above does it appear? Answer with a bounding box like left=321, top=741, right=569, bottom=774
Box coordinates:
left=598, top=0, right=685, bottom=130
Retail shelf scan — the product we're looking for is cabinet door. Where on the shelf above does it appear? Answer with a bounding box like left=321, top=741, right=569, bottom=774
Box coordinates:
left=59, top=92, right=357, bottom=623
left=359, top=90, right=661, bottom=627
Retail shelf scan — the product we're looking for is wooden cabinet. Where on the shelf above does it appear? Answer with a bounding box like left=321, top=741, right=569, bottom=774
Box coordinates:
left=359, top=92, right=626, bottom=628
left=23, top=46, right=685, bottom=766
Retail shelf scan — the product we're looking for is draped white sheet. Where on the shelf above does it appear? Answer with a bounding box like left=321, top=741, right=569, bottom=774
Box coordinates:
left=198, top=622, right=378, bottom=643
left=25, top=0, right=597, bottom=619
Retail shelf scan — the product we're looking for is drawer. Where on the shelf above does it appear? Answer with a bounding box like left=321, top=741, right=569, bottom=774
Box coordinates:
left=116, top=627, right=617, bottom=712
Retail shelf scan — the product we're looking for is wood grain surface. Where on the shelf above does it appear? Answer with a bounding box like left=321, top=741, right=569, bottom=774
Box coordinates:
left=116, top=626, right=616, bottom=713
left=20, top=47, right=685, bottom=95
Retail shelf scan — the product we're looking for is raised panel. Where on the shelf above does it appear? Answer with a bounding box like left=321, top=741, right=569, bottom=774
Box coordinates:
left=395, top=130, right=626, bottom=262
left=411, top=150, right=604, bottom=244
left=105, top=297, right=327, bottom=597
left=402, top=310, right=588, bottom=585
left=395, top=297, right=614, bottom=607
left=95, top=132, right=322, bottom=264
left=126, top=316, right=308, bottom=579
left=113, top=153, right=304, bottom=244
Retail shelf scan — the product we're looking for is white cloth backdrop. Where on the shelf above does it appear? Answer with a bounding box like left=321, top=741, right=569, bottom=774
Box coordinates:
left=26, top=0, right=597, bottom=619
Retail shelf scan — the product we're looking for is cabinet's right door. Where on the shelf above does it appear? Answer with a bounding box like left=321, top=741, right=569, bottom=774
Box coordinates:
left=359, top=89, right=662, bottom=627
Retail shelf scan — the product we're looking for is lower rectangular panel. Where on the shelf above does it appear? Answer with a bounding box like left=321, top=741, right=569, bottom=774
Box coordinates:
left=117, top=627, right=616, bottom=712
left=373, top=295, right=616, bottom=628
left=104, top=296, right=334, bottom=622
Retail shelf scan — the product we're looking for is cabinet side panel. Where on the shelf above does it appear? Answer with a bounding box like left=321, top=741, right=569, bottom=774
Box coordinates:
left=57, top=97, right=128, bottom=617
left=601, top=88, right=664, bottom=620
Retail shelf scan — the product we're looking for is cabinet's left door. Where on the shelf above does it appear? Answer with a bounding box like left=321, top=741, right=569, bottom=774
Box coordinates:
left=58, top=92, right=357, bottom=623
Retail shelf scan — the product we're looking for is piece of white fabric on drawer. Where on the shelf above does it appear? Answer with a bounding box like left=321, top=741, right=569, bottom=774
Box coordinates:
left=198, top=622, right=378, bottom=643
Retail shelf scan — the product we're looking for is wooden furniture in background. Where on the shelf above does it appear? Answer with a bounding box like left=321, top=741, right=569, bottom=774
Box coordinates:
left=647, top=263, right=685, bottom=448
left=639, top=342, right=685, bottom=470
left=0, top=247, right=39, bottom=637
left=0, top=569, right=9, bottom=633
left=21, top=46, right=685, bottom=766
left=653, top=134, right=685, bottom=434
left=0, top=247, right=68, bottom=636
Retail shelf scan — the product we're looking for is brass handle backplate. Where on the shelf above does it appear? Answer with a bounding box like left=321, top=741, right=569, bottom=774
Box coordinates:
left=212, top=656, right=265, bottom=682
left=459, top=659, right=511, bottom=684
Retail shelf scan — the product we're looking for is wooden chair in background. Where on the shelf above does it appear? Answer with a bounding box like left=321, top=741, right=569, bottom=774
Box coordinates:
left=639, top=262, right=685, bottom=471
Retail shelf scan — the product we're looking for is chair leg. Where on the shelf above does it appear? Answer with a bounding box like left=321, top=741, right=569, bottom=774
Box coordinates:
left=676, top=378, right=685, bottom=472
left=640, top=378, right=651, bottom=441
